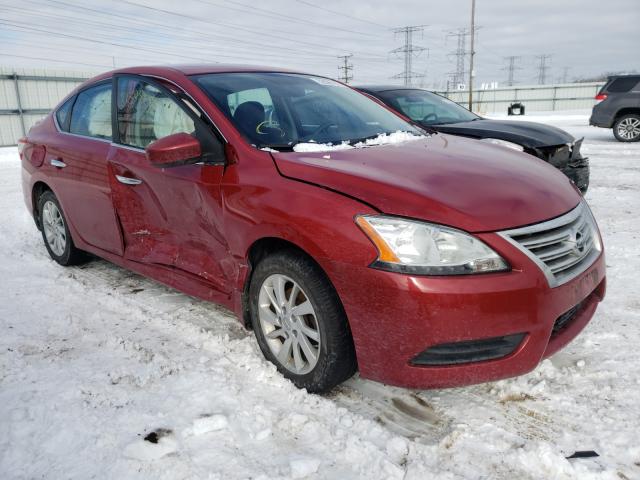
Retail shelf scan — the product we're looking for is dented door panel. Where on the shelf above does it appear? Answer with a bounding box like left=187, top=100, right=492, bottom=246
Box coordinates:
left=108, top=146, right=230, bottom=293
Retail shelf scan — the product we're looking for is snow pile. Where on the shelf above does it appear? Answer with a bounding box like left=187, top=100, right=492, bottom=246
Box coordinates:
left=293, top=130, right=423, bottom=152
left=1, top=113, right=640, bottom=479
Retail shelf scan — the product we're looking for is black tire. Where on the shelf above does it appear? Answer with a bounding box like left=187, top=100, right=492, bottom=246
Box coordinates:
left=613, top=114, right=640, bottom=142
left=249, top=250, right=357, bottom=393
left=37, top=190, right=86, bottom=266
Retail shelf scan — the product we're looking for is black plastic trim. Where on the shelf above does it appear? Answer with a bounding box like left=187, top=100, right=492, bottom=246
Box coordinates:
left=411, top=333, right=526, bottom=366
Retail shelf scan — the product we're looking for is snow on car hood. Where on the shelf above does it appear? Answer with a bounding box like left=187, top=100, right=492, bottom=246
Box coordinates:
left=272, top=133, right=581, bottom=233
left=291, top=131, right=423, bottom=153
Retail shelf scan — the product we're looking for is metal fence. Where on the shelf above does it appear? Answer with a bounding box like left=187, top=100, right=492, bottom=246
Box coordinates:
left=0, top=68, right=92, bottom=146
left=437, top=82, right=605, bottom=115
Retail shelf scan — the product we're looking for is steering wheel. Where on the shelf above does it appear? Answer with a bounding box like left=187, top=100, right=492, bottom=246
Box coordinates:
left=422, top=113, right=438, bottom=123
left=256, top=121, right=285, bottom=137
left=300, top=122, right=337, bottom=142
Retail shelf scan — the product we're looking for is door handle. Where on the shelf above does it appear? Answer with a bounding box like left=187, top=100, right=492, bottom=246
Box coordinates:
left=115, top=175, right=143, bottom=186
left=50, top=158, right=66, bottom=168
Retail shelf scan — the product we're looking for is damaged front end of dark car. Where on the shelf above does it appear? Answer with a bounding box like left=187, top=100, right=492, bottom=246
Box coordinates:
left=356, top=85, right=590, bottom=194
left=524, top=138, right=589, bottom=194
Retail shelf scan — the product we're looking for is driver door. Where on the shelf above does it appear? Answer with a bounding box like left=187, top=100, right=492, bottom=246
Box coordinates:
left=108, top=75, right=231, bottom=294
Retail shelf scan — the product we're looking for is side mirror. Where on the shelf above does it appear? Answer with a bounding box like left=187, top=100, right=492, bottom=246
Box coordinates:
left=145, top=133, right=202, bottom=167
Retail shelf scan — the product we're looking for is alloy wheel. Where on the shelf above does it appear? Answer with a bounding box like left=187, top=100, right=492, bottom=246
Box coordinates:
left=617, top=117, right=640, bottom=140
left=42, top=200, right=66, bottom=256
left=257, top=274, right=321, bottom=375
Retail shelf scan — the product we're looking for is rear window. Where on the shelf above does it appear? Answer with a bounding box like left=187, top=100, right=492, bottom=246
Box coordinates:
left=605, top=77, right=640, bottom=93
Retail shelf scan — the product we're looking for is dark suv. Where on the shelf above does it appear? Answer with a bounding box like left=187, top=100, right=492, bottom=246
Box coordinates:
left=590, top=75, right=640, bottom=142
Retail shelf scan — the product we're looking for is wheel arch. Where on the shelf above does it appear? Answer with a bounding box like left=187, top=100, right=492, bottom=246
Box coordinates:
left=240, top=236, right=345, bottom=330
left=614, top=108, right=640, bottom=121
left=31, top=181, right=52, bottom=229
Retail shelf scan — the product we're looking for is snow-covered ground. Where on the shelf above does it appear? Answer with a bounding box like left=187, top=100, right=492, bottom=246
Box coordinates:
left=1, top=113, right=639, bottom=479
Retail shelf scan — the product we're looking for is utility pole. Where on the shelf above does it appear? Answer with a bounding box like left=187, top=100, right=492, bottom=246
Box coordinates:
left=390, top=25, right=427, bottom=86
left=503, top=56, right=521, bottom=86
left=562, top=66, right=571, bottom=84
left=468, top=0, right=476, bottom=110
left=337, top=54, right=353, bottom=84
left=536, top=54, right=552, bottom=85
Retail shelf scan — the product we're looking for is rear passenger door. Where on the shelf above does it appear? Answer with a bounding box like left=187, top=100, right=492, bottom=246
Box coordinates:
left=48, top=81, right=124, bottom=255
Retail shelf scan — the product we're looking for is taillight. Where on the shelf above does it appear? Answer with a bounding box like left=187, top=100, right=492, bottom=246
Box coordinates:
left=595, top=93, right=608, bottom=102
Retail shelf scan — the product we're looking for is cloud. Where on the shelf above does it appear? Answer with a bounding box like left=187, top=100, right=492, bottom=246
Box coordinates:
left=1, top=0, right=638, bottom=87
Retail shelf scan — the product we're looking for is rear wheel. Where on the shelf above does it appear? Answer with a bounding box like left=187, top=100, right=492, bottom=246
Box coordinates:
left=37, top=191, right=86, bottom=266
left=613, top=114, right=640, bottom=142
left=249, top=250, right=357, bottom=393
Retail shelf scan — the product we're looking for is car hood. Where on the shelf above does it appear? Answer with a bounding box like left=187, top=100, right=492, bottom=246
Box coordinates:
left=429, top=119, right=575, bottom=149
left=271, top=134, right=580, bottom=233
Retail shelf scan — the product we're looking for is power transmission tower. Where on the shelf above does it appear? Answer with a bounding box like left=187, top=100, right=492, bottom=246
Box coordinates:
left=390, top=25, right=427, bottom=86
left=503, top=56, right=521, bottom=86
left=447, top=28, right=469, bottom=88
left=337, top=54, right=353, bottom=84
left=536, top=54, right=552, bottom=85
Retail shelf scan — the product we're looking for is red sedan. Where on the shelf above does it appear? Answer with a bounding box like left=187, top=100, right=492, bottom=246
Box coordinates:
left=20, top=65, right=606, bottom=392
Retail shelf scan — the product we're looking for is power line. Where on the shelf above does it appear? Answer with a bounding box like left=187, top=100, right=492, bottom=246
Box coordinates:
left=390, top=25, right=428, bottom=86
left=295, top=0, right=388, bottom=28
left=118, top=0, right=385, bottom=58
left=195, top=0, right=384, bottom=40
left=536, top=54, right=552, bottom=85
left=337, top=54, right=353, bottom=84
left=13, top=1, right=388, bottom=62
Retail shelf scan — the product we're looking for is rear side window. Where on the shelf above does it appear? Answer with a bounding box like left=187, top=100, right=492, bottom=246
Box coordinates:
left=69, top=83, right=112, bottom=140
left=116, top=77, right=195, bottom=149
left=55, top=97, right=74, bottom=132
left=606, top=77, right=640, bottom=93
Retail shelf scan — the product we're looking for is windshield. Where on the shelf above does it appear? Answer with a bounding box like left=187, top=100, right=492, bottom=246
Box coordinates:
left=192, top=73, right=423, bottom=150
left=376, top=89, right=480, bottom=125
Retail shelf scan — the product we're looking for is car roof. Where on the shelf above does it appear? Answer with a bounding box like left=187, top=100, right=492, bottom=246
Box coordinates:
left=355, top=85, right=430, bottom=93
left=88, top=64, right=302, bottom=83
left=607, top=74, right=640, bottom=80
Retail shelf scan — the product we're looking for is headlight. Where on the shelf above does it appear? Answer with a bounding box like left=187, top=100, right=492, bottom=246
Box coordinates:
left=356, top=215, right=509, bottom=275
left=480, top=138, right=524, bottom=152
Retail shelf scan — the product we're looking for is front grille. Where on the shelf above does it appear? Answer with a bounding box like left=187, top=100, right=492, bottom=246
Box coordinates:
left=411, top=333, right=526, bottom=366
left=498, top=201, right=602, bottom=287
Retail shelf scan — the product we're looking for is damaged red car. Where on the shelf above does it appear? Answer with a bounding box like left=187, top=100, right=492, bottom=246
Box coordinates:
left=20, top=65, right=606, bottom=392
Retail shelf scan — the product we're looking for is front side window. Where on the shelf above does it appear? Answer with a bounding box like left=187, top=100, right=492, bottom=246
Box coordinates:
left=377, top=89, right=480, bottom=125
left=193, top=72, right=422, bottom=150
left=69, top=83, right=112, bottom=139
left=116, top=77, right=195, bottom=149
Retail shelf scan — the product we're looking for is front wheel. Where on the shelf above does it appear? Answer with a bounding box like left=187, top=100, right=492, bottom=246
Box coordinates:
left=249, top=250, right=357, bottom=393
left=613, top=114, right=640, bottom=142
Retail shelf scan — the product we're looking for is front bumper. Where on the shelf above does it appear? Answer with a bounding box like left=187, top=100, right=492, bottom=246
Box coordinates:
left=531, top=138, right=589, bottom=194
left=324, top=233, right=606, bottom=389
